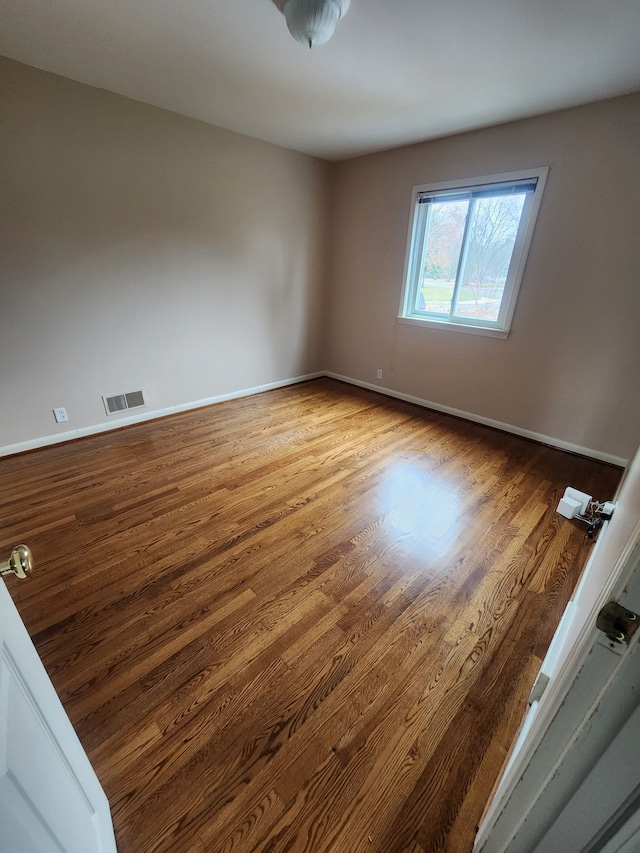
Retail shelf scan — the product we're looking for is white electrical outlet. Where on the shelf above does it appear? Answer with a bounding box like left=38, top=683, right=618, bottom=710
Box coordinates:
left=53, top=407, right=68, bottom=423
left=376, top=369, right=383, bottom=379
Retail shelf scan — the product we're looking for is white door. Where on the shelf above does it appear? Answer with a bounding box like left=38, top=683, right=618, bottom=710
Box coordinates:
left=0, top=576, right=117, bottom=852
left=531, top=624, right=640, bottom=852
left=475, top=444, right=640, bottom=852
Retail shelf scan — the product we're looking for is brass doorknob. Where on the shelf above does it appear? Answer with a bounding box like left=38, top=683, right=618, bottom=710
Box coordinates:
left=0, top=545, right=34, bottom=579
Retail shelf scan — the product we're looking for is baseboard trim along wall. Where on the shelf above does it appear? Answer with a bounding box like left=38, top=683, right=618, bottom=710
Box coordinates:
left=0, top=372, right=324, bottom=458
left=1, top=370, right=628, bottom=467
left=325, top=372, right=628, bottom=468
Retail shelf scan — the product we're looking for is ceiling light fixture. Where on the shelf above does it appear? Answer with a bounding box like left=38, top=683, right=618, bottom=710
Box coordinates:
left=282, top=0, right=350, bottom=48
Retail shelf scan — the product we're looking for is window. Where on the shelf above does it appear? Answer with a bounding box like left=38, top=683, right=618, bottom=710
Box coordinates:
left=398, top=168, right=548, bottom=337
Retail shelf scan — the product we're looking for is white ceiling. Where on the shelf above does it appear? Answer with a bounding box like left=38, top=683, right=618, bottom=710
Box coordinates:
left=1, top=0, right=640, bottom=160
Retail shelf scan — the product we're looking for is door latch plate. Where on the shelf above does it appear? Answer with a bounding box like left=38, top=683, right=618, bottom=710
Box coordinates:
left=596, top=601, right=640, bottom=646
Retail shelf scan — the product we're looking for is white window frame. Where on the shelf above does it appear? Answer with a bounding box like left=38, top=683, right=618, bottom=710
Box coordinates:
left=398, top=167, right=549, bottom=338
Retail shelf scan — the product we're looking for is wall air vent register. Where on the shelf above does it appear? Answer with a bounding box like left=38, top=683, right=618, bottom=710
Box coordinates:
left=103, top=390, right=146, bottom=416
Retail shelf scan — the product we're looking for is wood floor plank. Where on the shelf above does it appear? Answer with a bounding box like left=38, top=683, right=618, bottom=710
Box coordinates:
left=0, top=378, right=621, bottom=853
left=383, top=590, right=547, bottom=853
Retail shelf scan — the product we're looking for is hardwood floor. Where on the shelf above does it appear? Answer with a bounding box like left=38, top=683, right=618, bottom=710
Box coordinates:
left=0, top=378, right=621, bottom=853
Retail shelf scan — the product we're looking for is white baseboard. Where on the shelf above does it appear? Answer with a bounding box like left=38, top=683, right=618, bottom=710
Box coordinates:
left=1, top=371, right=628, bottom=467
left=324, top=372, right=628, bottom=468
left=0, top=372, right=324, bottom=458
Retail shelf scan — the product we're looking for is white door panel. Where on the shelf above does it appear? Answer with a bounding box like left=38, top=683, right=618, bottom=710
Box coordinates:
left=0, top=579, right=116, bottom=853
left=535, top=655, right=640, bottom=852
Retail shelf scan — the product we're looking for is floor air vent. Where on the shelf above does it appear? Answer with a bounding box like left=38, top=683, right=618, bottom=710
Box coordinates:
left=103, top=389, right=146, bottom=416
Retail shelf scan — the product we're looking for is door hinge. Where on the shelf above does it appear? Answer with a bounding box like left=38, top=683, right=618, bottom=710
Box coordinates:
left=596, top=601, right=640, bottom=646
left=527, top=671, right=550, bottom=705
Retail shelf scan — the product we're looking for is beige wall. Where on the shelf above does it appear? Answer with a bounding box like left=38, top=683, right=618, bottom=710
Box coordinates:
left=0, top=57, right=329, bottom=449
left=326, top=94, right=640, bottom=462
left=2, top=55, right=638, bottom=462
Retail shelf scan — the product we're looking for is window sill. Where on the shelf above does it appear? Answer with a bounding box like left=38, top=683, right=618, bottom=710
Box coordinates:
left=397, top=316, right=510, bottom=339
